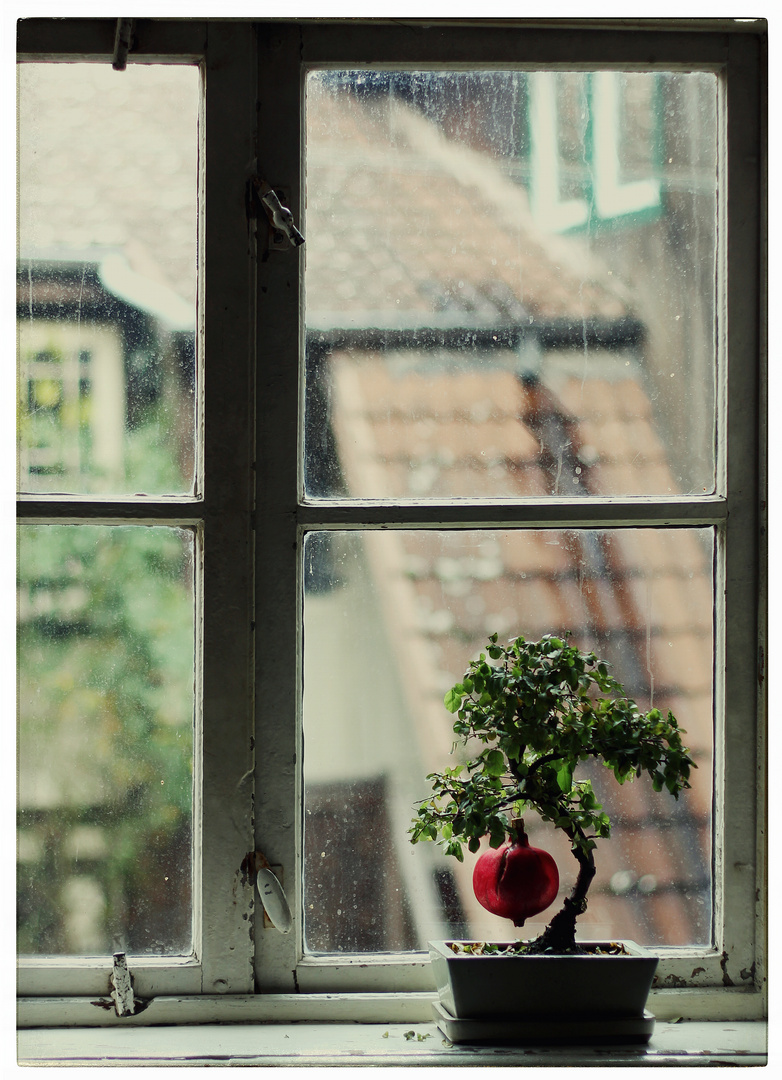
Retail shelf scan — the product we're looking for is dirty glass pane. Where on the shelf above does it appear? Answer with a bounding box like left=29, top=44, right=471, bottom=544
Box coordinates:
left=17, top=525, right=195, bottom=956
left=302, top=528, right=713, bottom=952
left=17, top=63, right=198, bottom=496
left=304, top=70, right=718, bottom=500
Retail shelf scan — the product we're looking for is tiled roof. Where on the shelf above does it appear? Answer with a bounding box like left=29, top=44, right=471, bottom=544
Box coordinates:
left=17, top=63, right=199, bottom=307
left=18, top=65, right=631, bottom=332
left=306, top=87, right=633, bottom=327
left=328, top=350, right=685, bottom=500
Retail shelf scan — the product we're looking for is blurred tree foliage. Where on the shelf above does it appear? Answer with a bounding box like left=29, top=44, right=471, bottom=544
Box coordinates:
left=17, top=419, right=195, bottom=956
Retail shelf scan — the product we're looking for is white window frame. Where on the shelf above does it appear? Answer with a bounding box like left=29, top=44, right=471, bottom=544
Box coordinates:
left=16, top=17, right=766, bottom=1027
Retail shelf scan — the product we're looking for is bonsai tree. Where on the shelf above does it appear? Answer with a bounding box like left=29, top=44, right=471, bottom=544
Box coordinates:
left=410, top=633, right=695, bottom=954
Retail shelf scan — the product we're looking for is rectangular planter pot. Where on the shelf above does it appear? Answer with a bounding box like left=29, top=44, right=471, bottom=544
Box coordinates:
left=429, top=940, right=658, bottom=1042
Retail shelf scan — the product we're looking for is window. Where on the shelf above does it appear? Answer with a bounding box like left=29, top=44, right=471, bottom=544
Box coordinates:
left=16, top=18, right=766, bottom=1024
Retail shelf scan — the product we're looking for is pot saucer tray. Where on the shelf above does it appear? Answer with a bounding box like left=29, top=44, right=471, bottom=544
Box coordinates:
left=432, top=1001, right=656, bottom=1045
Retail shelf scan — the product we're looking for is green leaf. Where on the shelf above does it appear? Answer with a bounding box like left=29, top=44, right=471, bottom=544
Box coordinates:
left=444, top=686, right=464, bottom=713
left=445, top=840, right=464, bottom=862
left=504, top=736, right=522, bottom=761
left=556, top=761, right=573, bottom=792
left=484, top=749, right=506, bottom=777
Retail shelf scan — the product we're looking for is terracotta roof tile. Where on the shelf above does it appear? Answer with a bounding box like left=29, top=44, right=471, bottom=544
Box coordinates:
left=560, top=378, right=617, bottom=422
left=500, top=531, right=574, bottom=575
left=341, top=358, right=522, bottom=418
left=332, top=350, right=698, bottom=498
left=372, top=415, right=540, bottom=465
left=578, top=574, right=629, bottom=634
left=683, top=756, right=714, bottom=821
left=660, top=693, right=714, bottom=758
left=614, top=378, right=655, bottom=419
left=408, top=461, right=550, bottom=499
left=647, top=892, right=704, bottom=946
left=621, top=832, right=684, bottom=890
left=579, top=894, right=640, bottom=941
left=504, top=463, right=552, bottom=496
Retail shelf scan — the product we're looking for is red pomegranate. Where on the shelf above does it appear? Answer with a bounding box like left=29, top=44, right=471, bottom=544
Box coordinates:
left=473, top=822, right=559, bottom=926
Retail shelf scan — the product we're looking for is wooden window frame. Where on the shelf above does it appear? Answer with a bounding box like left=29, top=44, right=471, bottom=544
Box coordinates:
left=16, top=17, right=766, bottom=1026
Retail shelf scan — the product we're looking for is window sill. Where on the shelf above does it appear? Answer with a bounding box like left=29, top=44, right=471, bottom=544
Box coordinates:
left=18, top=1019, right=767, bottom=1067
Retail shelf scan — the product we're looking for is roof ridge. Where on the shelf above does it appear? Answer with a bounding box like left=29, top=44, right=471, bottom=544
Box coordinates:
left=386, top=99, right=634, bottom=307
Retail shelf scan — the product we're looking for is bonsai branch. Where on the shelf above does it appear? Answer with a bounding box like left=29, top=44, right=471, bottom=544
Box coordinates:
left=530, top=821, right=596, bottom=953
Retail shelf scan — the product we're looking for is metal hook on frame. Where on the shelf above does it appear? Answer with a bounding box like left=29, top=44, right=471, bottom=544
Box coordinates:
left=112, top=19, right=135, bottom=71
left=251, top=177, right=305, bottom=249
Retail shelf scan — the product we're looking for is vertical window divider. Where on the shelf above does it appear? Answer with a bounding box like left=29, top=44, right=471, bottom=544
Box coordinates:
left=251, top=21, right=307, bottom=993
left=198, top=21, right=258, bottom=994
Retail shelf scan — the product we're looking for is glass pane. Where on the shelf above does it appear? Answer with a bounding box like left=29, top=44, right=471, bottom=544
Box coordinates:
left=17, top=63, right=199, bottom=496
left=303, top=528, right=713, bottom=952
left=17, top=525, right=195, bottom=956
left=304, top=70, right=717, bottom=499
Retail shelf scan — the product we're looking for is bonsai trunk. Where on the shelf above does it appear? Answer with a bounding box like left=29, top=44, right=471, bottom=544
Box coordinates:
left=530, top=830, right=596, bottom=954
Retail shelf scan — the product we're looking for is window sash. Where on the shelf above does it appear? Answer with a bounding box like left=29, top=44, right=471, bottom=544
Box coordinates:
left=16, top=20, right=257, bottom=998
left=250, top=20, right=764, bottom=997
left=15, top=17, right=765, bottom=1012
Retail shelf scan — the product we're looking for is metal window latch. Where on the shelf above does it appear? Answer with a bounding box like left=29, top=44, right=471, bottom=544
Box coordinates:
left=250, top=177, right=305, bottom=249
left=242, top=849, right=294, bottom=933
